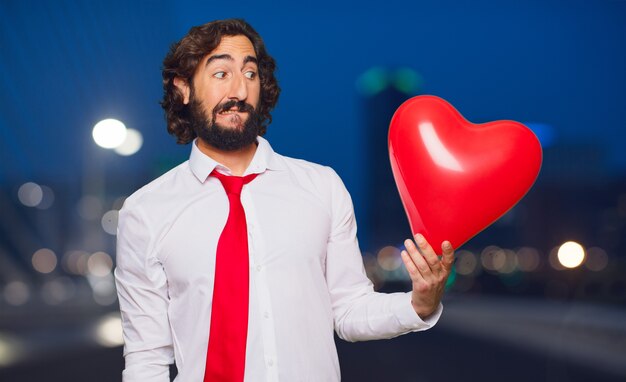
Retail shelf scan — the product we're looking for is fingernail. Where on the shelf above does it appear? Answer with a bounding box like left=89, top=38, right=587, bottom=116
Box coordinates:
left=444, top=241, right=452, bottom=249
left=415, top=234, right=424, bottom=244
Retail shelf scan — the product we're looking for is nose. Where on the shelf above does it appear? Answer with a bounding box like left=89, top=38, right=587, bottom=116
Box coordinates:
left=228, top=72, right=248, bottom=101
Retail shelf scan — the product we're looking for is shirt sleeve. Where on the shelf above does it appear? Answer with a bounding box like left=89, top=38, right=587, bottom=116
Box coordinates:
left=324, top=168, right=443, bottom=342
left=114, top=201, right=174, bottom=381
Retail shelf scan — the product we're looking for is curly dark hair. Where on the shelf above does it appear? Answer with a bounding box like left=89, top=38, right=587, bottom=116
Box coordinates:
left=161, top=19, right=280, bottom=144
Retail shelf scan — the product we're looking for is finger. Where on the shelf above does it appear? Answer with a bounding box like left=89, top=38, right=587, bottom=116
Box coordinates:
left=404, top=239, right=434, bottom=279
left=441, top=241, right=455, bottom=271
left=414, top=234, right=442, bottom=273
left=401, top=250, right=425, bottom=282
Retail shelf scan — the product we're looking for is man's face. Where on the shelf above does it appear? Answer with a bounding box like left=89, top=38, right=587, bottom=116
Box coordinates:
left=177, top=35, right=262, bottom=150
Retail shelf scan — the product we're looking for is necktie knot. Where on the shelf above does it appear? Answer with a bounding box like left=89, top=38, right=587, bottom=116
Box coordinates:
left=211, top=170, right=257, bottom=196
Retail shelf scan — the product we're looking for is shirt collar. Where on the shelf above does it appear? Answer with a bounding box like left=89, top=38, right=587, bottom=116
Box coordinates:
left=189, top=136, right=285, bottom=183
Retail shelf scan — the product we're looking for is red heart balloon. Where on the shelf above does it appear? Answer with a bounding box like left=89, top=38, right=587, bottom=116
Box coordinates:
left=389, top=95, right=542, bottom=255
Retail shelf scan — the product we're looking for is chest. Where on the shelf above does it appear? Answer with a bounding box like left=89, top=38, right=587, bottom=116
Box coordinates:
left=157, top=185, right=331, bottom=294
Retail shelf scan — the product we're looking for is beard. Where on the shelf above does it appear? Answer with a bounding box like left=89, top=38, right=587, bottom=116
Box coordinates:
left=188, top=98, right=262, bottom=151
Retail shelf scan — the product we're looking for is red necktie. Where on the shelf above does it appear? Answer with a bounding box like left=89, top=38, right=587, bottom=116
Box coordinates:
left=204, top=170, right=258, bottom=382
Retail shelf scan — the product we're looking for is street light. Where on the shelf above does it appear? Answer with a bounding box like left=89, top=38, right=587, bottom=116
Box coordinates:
left=92, top=119, right=127, bottom=149
left=114, top=128, right=143, bottom=156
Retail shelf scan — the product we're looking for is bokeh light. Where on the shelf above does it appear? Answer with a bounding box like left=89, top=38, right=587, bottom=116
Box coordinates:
left=114, top=128, right=143, bottom=156
left=77, top=251, right=91, bottom=275
left=557, top=241, right=586, bottom=269
left=377, top=245, right=402, bottom=271
left=391, top=67, right=423, bottom=94
left=36, top=185, right=55, bottom=209
left=516, top=247, right=541, bottom=272
left=498, top=249, right=519, bottom=274
left=585, top=247, right=609, bottom=272
left=455, top=250, right=479, bottom=276
left=356, top=67, right=389, bottom=96
left=17, top=182, right=43, bottom=207
left=3, top=281, right=30, bottom=306
left=0, top=333, right=24, bottom=367
left=93, top=313, right=124, bottom=347
left=481, top=246, right=507, bottom=272
left=92, top=118, right=127, bottom=149
left=31, top=248, right=57, bottom=274
left=41, top=277, right=76, bottom=305
left=62, top=250, right=90, bottom=275
left=87, top=251, right=113, bottom=277
left=548, top=246, right=566, bottom=270
left=92, top=278, right=117, bottom=306
left=101, top=210, right=119, bottom=235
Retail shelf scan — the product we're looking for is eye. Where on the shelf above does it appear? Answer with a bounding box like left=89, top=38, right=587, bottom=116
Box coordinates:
left=213, top=71, right=226, bottom=79
left=244, top=71, right=257, bottom=80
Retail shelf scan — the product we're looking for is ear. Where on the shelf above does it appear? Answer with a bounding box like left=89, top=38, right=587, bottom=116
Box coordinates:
left=173, top=77, right=191, bottom=105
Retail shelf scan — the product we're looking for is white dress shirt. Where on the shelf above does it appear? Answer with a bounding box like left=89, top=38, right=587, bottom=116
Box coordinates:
left=114, top=136, right=442, bottom=382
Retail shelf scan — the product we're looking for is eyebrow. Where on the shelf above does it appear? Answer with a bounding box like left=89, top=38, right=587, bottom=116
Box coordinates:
left=205, top=54, right=258, bottom=67
left=244, top=55, right=258, bottom=65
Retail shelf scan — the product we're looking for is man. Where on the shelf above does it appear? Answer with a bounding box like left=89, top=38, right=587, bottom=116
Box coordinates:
left=115, top=19, right=455, bottom=382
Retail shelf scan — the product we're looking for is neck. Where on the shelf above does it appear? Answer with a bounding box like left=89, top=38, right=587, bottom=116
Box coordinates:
left=196, top=138, right=258, bottom=176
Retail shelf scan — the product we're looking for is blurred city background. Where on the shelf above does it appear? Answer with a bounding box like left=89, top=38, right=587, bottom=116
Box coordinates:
left=1, top=0, right=625, bottom=381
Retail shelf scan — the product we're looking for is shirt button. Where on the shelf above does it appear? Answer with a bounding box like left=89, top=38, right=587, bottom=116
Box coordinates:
left=256, top=265, right=262, bottom=272
left=264, top=311, right=269, bottom=319
left=267, top=359, right=274, bottom=367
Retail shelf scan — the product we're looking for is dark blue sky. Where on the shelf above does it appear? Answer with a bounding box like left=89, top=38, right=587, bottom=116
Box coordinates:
left=1, top=0, right=625, bottom=214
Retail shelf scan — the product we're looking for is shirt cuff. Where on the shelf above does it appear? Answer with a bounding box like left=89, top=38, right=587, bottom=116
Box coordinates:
left=393, top=292, right=443, bottom=331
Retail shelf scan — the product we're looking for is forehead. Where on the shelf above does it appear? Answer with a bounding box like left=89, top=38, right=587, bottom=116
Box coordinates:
left=208, top=35, right=256, bottom=59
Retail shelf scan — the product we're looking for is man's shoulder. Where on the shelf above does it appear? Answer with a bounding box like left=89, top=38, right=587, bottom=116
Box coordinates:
left=122, top=160, right=191, bottom=211
left=276, top=153, right=342, bottom=182
left=272, top=152, right=349, bottom=206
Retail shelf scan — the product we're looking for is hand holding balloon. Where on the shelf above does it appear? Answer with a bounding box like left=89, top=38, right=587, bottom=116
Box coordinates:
left=401, top=233, right=455, bottom=318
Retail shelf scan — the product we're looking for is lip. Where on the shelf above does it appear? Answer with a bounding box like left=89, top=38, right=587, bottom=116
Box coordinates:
left=217, top=110, right=247, bottom=116
left=216, top=111, right=248, bottom=124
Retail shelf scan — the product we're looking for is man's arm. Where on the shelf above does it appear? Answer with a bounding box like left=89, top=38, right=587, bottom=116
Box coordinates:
left=115, top=202, right=174, bottom=381
left=325, top=168, right=452, bottom=342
